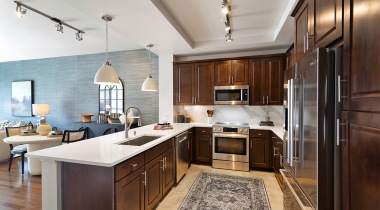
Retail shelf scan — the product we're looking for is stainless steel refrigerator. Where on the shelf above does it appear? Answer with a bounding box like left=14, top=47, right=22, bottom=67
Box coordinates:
left=282, top=47, right=342, bottom=210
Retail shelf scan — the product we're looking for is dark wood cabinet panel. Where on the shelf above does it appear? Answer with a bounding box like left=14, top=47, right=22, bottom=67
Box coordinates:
left=188, top=129, right=194, bottom=165
left=249, top=137, right=270, bottom=168
left=272, top=134, right=283, bottom=191
left=343, top=0, right=380, bottom=112
left=314, top=0, right=343, bottom=48
left=249, top=57, right=284, bottom=106
left=231, top=60, right=249, bottom=85
left=294, top=0, right=312, bottom=61
left=342, top=111, right=380, bottom=210
left=162, top=147, right=175, bottom=195
left=266, top=57, right=284, bottom=105
left=116, top=167, right=145, bottom=210
left=214, top=60, right=231, bottom=86
left=195, top=127, right=212, bottom=163
left=249, top=58, right=266, bottom=105
left=173, top=63, right=195, bottom=105
left=144, top=155, right=163, bottom=210
left=194, top=62, right=214, bottom=105
left=285, top=44, right=295, bottom=69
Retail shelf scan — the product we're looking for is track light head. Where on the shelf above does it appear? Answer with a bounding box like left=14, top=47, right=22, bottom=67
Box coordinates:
left=225, top=32, right=233, bottom=42
left=76, top=31, right=83, bottom=41
left=56, top=23, right=63, bottom=33
left=15, top=4, right=26, bottom=18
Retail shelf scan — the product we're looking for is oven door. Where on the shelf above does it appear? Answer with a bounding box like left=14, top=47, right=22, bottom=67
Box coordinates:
left=213, top=133, right=249, bottom=162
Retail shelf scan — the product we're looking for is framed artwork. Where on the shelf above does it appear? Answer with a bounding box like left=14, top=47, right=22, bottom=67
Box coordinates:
left=11, top=81, right=33, bottom=116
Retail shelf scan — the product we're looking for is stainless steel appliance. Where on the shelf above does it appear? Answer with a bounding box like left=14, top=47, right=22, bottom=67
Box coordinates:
left=175, top=131, right=189, bottom=183
left=212, top=122, right=250, bottom=171
left=214, top=85, right=249, bottom=105
left=282, top=47, right=342, bottom=210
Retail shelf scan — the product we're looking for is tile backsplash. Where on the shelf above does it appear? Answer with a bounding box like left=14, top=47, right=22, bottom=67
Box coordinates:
left=174, top=105, right=284, bottom=126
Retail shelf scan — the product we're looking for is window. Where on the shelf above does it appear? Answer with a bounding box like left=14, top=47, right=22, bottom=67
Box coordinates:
left=99, top=79, right=124, bottom=114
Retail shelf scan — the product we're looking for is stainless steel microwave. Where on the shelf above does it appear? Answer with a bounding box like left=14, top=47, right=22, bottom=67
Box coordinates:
left=214, top=85, right=249, bottom=105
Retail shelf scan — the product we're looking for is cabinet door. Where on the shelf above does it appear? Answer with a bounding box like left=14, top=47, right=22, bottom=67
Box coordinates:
left=343, top=0, right=380, bottom=112
left=313, top=0, right=342, bottom=48
left=188, top=129, right=193, bottom=165
left=195, top=134, right=212, bottom=163
left=249, top=58, right=266, bottom=105
left=144, top=156, right=163, bottom=210
left=174, top=64, right=194, bottom=105
left=266, top=57, right=284, bottom=105
left=294, top=0, right=313, bottom=61
left=194, top=62, right=214, bottom=105
left=249, top=138, right=270, bottom=168
left=116, top=167, right=145, bottom=210
left=214, top=60, right=231, bottom=86
left=231, top=60, right=249, bottom=85
left=162, top=147, right=175, bottom=195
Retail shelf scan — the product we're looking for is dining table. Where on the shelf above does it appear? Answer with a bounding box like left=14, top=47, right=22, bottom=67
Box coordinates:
left=3, top=134, right=62, bottom=175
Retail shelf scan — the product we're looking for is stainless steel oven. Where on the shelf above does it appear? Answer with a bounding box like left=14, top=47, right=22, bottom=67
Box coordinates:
left=212, top=122, right=250, bottom=171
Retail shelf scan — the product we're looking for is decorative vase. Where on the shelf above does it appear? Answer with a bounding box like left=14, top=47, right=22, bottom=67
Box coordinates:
left=36, top=123, right=52, bottom=136
left=207, top=117, right=213, bottom=124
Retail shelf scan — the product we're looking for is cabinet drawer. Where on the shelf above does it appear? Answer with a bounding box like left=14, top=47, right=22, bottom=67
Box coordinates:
left=195, top=127, right=212, bottom=135
left=115, top=152, right=145, bottom=181
left=250, top=130, right=270, bottom=138
left=162, top=138, right=174, bottom=152
left=145, top=143, right=163, bottom=164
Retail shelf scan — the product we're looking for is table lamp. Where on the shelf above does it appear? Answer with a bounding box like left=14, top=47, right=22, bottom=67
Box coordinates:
left=32, top=104, right=52, bottom=136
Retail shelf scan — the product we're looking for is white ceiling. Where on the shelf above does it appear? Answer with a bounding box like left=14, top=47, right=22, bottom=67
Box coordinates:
left=0, top=0, right=297, bottom=62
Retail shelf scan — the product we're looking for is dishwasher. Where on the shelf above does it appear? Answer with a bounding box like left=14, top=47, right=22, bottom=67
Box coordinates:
left=175, top=131, right=189, bottom=183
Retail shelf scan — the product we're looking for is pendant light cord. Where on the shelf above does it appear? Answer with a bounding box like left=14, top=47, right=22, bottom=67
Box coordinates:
left=105, top=20, right=109, bottom=61
left=148, top=45, right=151, bottom=75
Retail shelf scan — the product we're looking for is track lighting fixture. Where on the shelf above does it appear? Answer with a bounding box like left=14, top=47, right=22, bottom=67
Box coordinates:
left=14, top=1, right=84, bottom=40
left=15, top=3, right=26, bottom=18
left=56, top=23, right=63, bottom=33
left=76, top=31, right=83, bottom=41
left=225, top=32, right=233, bottom=42
left=221, top=0, right=231, bottom=14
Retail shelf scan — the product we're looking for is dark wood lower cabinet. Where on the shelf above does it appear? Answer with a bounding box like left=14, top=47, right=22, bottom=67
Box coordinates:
left=272, top=134, right=283, bottom=191
left=249, top=130, right=271, bottom=169
left=116, top=167, right=145, bottom=210
left=162, top=147, right=175, bottom=195
left=144, top=155, right=163, bottom=210
left=195, top=128, right=212, bottom=163
left=342, top=111, right=380, bottom=210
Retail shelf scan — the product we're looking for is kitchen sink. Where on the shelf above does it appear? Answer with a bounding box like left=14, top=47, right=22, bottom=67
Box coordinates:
left=118, top=135, right=162, bottom=146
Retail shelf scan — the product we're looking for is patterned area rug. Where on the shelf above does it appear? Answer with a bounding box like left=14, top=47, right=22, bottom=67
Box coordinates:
left=179, top=172, right=271, bottom=210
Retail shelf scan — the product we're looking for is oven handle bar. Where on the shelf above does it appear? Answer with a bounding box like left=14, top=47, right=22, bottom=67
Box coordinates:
left=213, top=133, right=249, bottom=139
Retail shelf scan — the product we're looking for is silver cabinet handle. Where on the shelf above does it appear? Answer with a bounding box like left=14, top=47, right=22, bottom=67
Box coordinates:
left=338, top=75, right=348, bottom=102
left=142, top=171, right=146, bottom=186
left=267, top=96, right=269, bottom=104
left=303, top=35, right=306, bottom=53
left=258, top=133, right=261, bottom=136
left=337, top=119, right=347, bottom=145
left=160, top=159, right=165, bottom=171
left=306, top=31, right=309, bottom=51
left=262, top=96, right=265, bottom=105
left=130, top=164, right=138, bottom=168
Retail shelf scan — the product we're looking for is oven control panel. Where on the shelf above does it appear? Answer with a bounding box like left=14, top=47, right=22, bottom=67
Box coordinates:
left=213, top=126, right=249, bottom=135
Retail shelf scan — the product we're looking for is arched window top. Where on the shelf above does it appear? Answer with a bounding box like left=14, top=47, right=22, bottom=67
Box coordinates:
left=99, top=79, right=124, bottom=115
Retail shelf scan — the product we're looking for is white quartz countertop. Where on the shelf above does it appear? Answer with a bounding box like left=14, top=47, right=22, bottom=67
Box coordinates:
left=27, top=123, right=283, bottom=167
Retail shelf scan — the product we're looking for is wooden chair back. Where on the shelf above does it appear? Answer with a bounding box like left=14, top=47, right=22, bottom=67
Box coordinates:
left=5, top=125, right=34, bottom=137
left=62, top=127, right=88, bottom=144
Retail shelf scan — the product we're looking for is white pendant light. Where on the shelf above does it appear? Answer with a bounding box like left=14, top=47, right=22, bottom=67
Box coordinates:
left=94, top=15, right=119, bottom=85
left=142, top=44, right=158, bottom=91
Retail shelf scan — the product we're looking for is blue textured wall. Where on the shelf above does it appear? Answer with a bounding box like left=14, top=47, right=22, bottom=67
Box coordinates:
left=0, top=49, right=159, bottom=129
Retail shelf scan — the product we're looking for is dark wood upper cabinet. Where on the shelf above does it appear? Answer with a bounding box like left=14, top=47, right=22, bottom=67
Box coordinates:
left=173, top=63, right=194, bottom=105
left=214, top=60, right=231, bottom=86
left=292, top=0, right=343, bottom=62
left=173, top=62, right=214, bottom=105
left=249, top=58, right=266, bottom=105
left=266, top=57, right=284, bottom=105
left=231, top=60, right=249, bottom=85
left=343, top=0, right=380, bottom=112
left=215, top=60, right=249, bottom=86
left=285, top=44, right=295, bottom=69
left=313, top=0, right=342, bottom=48
left=249, top=57, right=284, bottom=105
left=194, top=62, right=214, bottom=105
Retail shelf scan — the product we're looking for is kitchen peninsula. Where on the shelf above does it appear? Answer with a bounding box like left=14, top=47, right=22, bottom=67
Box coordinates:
left=27, top=123, right=283, bottom=210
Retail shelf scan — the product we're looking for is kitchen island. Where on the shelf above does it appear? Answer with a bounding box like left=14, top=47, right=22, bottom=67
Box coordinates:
left=27, top=123, right=283, bottom=210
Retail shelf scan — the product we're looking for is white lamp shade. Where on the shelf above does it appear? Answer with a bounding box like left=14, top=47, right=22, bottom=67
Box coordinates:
left=94, top=62, right=119, bottom=85
left=32, top=104, right=50, bottom=115
left=141, top=75, right=158, bottom=91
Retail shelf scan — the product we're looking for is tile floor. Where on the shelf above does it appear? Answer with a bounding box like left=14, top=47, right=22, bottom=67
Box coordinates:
left=157, top=164, right=283, bottom=210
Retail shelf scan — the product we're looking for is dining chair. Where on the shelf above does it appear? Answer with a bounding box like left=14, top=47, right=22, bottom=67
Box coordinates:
left=5, top=125, right=33, bottom=174
left=62, top=127, right=88, bottom=144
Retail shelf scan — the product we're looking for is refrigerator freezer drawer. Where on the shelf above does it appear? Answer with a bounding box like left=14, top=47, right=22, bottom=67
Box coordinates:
left=281, top=169, right=315, bottom=210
